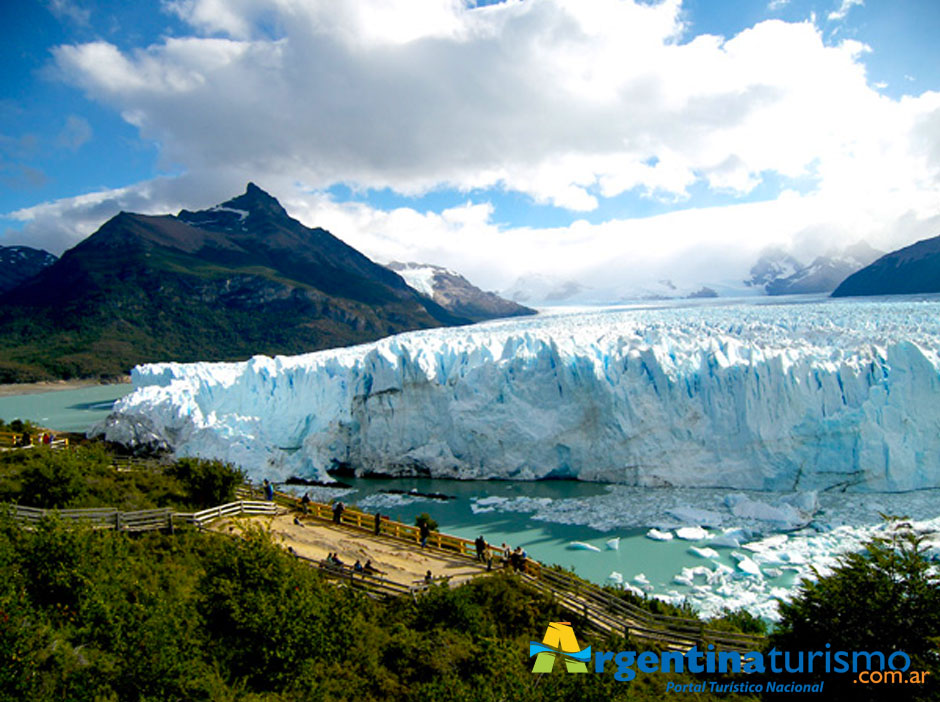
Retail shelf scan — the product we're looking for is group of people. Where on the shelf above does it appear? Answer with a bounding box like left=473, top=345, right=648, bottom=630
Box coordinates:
left=324, top=552, right=385, bottom=577
left=353, top=559, right=384, bottom=575
left=13, top=431, right=55, bottom=448
left=502, top=543, right=529, bottom=573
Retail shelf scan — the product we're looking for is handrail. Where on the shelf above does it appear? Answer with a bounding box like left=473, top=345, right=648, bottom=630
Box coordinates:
left=254, top=484, right=764, bottom=651
left=0, top=431, right=69, bottom=450
left=1, top=499, right=278, bottom=532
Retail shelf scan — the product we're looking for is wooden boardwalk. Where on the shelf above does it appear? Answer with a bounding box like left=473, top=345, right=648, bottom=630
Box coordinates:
left=259, top=487, right=766, bottom=653
left=1, top=481, right=766, bottom=653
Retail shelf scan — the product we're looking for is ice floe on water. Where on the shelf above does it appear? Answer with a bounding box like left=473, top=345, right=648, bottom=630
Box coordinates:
left=466, top=485, right=940, bottom=621
left=568, top=541, right=602, bottom=551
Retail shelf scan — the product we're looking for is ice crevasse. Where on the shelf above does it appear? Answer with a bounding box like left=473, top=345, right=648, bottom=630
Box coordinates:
left=94, top=301, right=940, bottom=491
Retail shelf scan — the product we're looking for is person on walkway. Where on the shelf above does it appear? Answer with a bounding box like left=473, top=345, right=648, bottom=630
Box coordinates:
left=300, top=492, right=311, bottom=514
left=364, top=560, right=384, bottom=575
left=419, top=521, right=430, bottom=548
left=332, top=501, right=345, bottom=524
left=263, top=479, right=274, bottom=501
left=474, top=535, right=486, bottom=562
left=354, top=560, right=363, bottom=573
left=424, top=569, right=433, bottom=584
left=374, top=512, right=382, bottom=535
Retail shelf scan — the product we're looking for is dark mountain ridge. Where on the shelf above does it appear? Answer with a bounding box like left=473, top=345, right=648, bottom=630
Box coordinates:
left=0, top=184, right=467, bottom=382
left=0, top=245, right=57, bottom=294
left=832, top=234, right=940, bottom=297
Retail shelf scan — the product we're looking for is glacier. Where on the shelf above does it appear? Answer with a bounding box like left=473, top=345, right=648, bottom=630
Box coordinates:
left=94, top=297, right=940, bottom=491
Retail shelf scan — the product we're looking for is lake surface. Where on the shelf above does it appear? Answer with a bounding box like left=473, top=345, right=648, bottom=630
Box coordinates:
left=0, top=384, right=133, bottom=432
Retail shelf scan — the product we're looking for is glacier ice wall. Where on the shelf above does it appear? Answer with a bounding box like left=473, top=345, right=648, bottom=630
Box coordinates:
left=94, top=299, right=940, bottom=491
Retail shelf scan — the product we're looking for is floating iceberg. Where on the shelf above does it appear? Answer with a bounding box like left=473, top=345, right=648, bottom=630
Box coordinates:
left=567, top=541, right=601, bottom=552
left=676, top=526, right=710, bottom=541
left=606, top=537, right=620, bottom=550
left=689, top=546, right=720, bottom=559
left=94, top=300, right=940, bottom=491
left=646, top=528, right=674, bottom=541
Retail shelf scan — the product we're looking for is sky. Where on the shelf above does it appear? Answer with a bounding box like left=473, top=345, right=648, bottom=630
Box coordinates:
left=2, top=0, right=940, bottom=299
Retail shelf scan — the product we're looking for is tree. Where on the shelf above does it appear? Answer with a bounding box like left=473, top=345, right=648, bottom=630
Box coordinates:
left=771, top=518, right=940, bottom=701
left=168, top=458, right=244, bottom=507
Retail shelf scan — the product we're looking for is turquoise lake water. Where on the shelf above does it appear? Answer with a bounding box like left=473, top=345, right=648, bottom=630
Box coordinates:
left=0, top=384, right=133, bottom=432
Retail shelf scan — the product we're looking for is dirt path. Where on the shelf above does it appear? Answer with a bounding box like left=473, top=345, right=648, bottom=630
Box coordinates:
left=212, top=512, right=490, bottom=587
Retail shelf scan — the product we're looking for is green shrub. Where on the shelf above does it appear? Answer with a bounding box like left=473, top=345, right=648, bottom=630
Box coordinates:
left=772, top=519, right=940, bottom=700
left=415, top=512, right=438, bottom=532
left=168, top=457, right=244, bottom=507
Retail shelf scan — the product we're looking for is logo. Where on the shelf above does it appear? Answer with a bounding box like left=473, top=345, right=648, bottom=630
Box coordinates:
left=529, top=622, right=591, bottom=674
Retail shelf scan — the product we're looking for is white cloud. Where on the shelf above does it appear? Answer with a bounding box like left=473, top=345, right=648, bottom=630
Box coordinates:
left=828, top=0, right=863, bottom=22
left=767, top=0, right=789, bottom=11
left=5, top=0, right=940, bottom=299
left=46, top=0, right=91, bottom=27
left=51, top=1, right=891, bottom=209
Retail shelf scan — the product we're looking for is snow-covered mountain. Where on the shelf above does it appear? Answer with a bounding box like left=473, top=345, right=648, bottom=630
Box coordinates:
left=501, top=274, right=726, bottom=305
left=95, top=298, right=940, bottom=493
left=502, top=274, right=591, bottom=305
left=386, top=262, right=535, bottom=322
left=746, top=242, right=882, bottom=295
left=0, top=245, right=57, bottom=294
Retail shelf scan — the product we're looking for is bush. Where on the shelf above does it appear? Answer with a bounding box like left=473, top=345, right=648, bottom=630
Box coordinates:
left=168, top=457, right=244, bottom=507
left=772, top=519, right=940, bottom=700
left=19, top=449, right=93, bottom=509
left=415, top=512, right=438, bottom=532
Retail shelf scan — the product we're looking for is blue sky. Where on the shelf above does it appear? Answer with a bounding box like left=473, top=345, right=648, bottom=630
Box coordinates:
left=2, top=0, right=940, bottom=297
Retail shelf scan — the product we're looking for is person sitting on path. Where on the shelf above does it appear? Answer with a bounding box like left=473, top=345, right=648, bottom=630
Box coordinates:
left=424, top=569, right=433, bottom=584
left=354, top=560, right=363, bottom=573
left=364, top=560, right=384, bottom=575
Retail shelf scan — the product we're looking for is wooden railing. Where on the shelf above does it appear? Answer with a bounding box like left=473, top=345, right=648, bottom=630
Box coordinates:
left=3, top=504, right=175, bottom=532
left=261, top=487, right=498, bottom=562
left=521, top=566, right=766, bottom=652
left=251, top=484, right=764, bottom=652
left=1, top=499, right=277, bottom=532
left=179, top=500, right=278, bottom=526
left=0, top=432, right=69, bottom=450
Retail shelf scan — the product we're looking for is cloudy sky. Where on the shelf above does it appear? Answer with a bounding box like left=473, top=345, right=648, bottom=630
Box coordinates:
left=2, top=0, right=940, bottom=297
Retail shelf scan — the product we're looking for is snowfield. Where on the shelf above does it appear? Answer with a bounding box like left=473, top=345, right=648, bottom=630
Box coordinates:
left=94, top=298, right=940, bottom=491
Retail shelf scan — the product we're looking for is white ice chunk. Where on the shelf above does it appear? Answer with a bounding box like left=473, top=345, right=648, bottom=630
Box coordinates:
left=567, top=541, right=601, bottom=551
left=689, top=546, right=720, bottom=559
left=676, top=526, right=709, bottom=541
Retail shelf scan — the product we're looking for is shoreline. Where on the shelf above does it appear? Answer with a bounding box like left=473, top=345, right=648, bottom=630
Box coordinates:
left=0, top=377, right=131, bottom=398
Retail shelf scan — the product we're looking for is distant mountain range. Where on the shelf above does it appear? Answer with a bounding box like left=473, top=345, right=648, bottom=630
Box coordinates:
left=0, top=184, right=470, bottom=382
left=386, top=262, right=535, bottom=322
left=746, top=242, right=882, bottom=295
left=0, top=245, right=57, bottom=293
left=833, top=234, right=940, bottom=297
